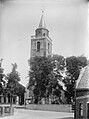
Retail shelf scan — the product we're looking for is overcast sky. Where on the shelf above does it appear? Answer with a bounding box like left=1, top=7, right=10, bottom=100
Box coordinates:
left=0, top=0, right=89, bottom=86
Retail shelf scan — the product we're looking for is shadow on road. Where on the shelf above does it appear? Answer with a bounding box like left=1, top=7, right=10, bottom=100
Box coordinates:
left=56, top=117, right=73, bottom=119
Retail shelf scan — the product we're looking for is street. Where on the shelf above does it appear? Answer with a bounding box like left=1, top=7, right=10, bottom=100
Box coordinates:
left=2, top=109, right=74, bottom=119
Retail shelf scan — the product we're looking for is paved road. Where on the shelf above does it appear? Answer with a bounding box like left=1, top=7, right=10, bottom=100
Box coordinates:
left=2, top=109, right=74, bottom=119
left=1, top=109, right=73, bottom=119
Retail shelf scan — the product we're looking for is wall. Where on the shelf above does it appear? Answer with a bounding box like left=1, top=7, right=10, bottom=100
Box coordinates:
left=26, top=104, right=72, bottom=112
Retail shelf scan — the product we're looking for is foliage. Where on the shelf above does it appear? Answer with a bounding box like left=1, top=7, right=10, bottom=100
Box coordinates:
left=28, top=55, right=88, bottom=104
left=29, top=56, right=53, bottom=103
left=0, top=59, right=6, bottom=95
left=6, top=63, right=21, bottom=96
left=64, top=55, right=88, bottom=104
left=28, top=55, right=66, bottom=104
left=0, top=54, right=87, bottom=105
left=0, top=61, right=25, bottom=105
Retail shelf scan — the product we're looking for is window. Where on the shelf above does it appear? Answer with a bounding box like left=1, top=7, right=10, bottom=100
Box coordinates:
left=38, top=31, right=41, bottom=34
left=37, top=41, right=40, bottom=51
left=43, top=33, right=45, bottom=36
left=79, top=103, right=83, bottom=117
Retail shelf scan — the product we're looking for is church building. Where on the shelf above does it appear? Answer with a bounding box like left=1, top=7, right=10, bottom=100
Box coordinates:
left=25, top=11, right=52, bottom=104
left=30, top=11, right=52, bottom=58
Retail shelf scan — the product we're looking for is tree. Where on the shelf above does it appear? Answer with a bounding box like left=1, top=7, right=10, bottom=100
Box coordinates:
left=64, top=55, right=88, bottom=104
left=0, top=59, right=6, bottom=95
left=29, top=56, right=53, bottom=103
left=28, top=55, right=66, bottom=104
left=6, top=63, right=21, bottom=104
left=50, top=55, right=66, bottom=104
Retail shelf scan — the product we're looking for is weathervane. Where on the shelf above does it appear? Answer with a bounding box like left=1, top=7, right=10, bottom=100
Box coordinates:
left=41, top=5, right=45, bottom=13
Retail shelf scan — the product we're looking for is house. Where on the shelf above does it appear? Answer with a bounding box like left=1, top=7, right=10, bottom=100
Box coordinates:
left=75, top=64, right=89, bottom=119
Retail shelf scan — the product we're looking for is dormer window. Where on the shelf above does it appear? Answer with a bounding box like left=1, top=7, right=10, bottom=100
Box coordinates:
left=37, top=41, right=40, bottom=51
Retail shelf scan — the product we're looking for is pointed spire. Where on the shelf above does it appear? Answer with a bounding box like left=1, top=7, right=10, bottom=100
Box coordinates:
left=38, top=11, right=46, bottom=29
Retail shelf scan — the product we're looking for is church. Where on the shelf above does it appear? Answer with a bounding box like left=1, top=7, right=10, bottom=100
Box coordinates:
left=25, top=11, right=52, bottom=104
left=24, top=11, right=66, bottom=105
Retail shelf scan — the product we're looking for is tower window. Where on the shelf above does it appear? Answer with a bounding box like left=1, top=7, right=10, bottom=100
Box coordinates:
left=43, top=33, right=45, bottom=36
left=37, top=41, right=40, bottom=51
left=38, top=31, right=41, bottom=34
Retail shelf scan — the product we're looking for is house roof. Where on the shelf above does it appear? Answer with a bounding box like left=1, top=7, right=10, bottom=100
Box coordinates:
left=76, top=65, right=89, bottom=89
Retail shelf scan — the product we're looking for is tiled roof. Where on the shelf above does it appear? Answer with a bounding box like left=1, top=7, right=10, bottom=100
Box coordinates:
left=76, top=65, right=89, bottom=89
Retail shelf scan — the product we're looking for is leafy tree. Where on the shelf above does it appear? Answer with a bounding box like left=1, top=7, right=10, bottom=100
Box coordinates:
left=64, top=55, right=88, bottom=104
left=50, top=55, right=66, bottom=103
left=29, top=56, right=53, bottom=103
left=28, top=55, right=66, bottom=104
left=6, top=63, right=21, bottom=103
left=0, top=59, right=6, bottom=95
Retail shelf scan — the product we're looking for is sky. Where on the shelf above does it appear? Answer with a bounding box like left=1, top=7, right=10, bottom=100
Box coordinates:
left=0, top=0, right=89, bottom=86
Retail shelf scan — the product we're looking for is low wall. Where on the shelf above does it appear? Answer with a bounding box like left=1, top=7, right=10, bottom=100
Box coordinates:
left=26, top=104, right=72, bottom=112
left=0, top=105, right=14, bottom=117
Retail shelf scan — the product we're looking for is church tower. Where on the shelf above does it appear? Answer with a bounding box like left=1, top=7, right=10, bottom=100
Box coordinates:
left=30, top=11, right=52, bottom=58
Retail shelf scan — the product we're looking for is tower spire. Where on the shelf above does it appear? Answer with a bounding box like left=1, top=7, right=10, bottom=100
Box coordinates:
left=38, top=10, right=46, bottom=29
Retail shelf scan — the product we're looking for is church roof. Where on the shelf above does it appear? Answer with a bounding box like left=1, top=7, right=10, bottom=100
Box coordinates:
left=76, top=64, right=89, bottom=89
left=38, top=11, right=46, bottom=29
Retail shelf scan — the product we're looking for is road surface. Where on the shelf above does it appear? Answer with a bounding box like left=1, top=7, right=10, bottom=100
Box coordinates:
left=2, top=109, right=74, bottom=119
